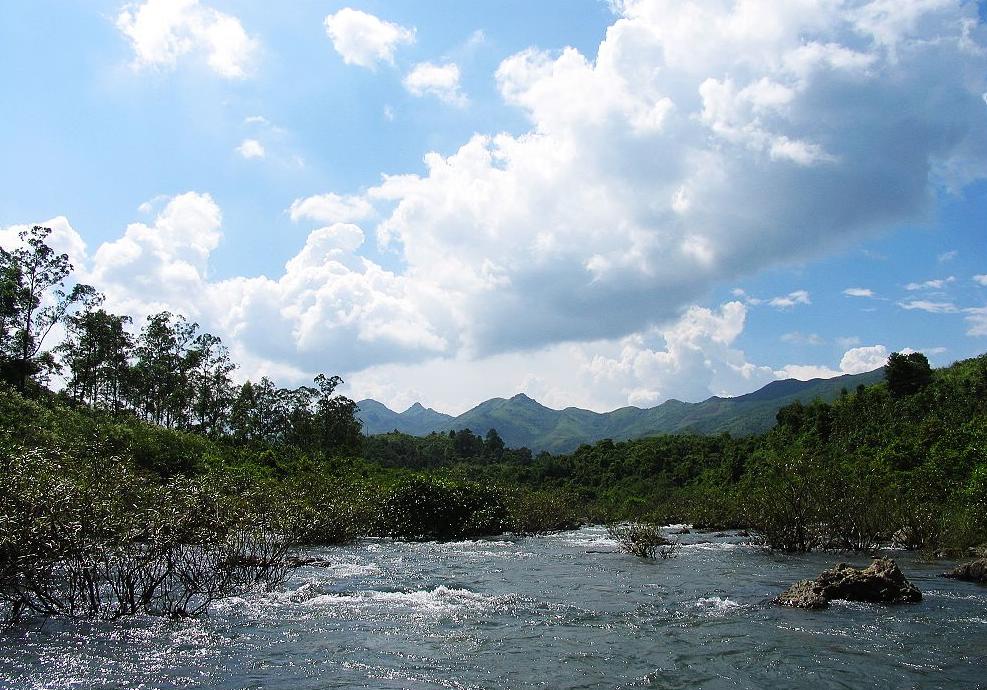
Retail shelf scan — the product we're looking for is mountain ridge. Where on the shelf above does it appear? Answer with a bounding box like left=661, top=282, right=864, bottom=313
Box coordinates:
left=356, top=368, right=885, bottom=453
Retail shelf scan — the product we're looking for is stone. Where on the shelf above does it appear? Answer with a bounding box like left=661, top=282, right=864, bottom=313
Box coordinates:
left=941, top=559, right=987, bottom=584
left=776, top=558, right=921, bottom=609
left=776, top=579, right=829, bottom=610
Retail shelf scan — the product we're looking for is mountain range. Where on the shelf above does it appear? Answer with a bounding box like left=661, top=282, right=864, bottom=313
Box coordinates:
left=356, top=368, right=885, bottom=453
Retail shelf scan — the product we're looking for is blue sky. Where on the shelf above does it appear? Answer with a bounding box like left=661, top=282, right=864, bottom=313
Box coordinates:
left=1, top=0, right=985, bottom=414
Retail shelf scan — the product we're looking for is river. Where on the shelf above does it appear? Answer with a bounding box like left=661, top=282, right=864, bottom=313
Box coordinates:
left=1, top=527, right=984, bottom=689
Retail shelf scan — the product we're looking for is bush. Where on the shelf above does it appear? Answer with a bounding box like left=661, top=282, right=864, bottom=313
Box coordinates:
left=507, top=488, right=583, bottom=535
left=375, top=476, right=511, bottom=541
left=607, top=522, right=678, bottom=559
left=0, top=447, right=298, bottom=622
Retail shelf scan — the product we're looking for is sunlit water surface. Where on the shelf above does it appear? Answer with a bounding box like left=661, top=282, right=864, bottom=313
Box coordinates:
left=1, top=527, right=985, bottom=689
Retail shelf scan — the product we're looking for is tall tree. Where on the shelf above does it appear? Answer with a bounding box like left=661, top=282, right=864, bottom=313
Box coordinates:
left=885, top=351, right=932, bottom=398
left=57, top=308, right=133, bottom=410
left=0, top=226, right=98, bottom=393
left=128, top=312, right=199, bottom=427
left=311, top=374, right=362, bottom=456
left=187, top=332, right=235, bottom=435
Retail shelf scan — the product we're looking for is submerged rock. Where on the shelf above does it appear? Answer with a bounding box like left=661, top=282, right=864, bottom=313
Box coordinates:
left=776, top=558, right=922, bottom=610
left=941, top=559, right=987, bottom=584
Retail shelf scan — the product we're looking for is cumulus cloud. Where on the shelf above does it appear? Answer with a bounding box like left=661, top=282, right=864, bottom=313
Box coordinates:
left=116, top=0, right=257, bottom=78
left=403, top=62, right=468, bottom=106
left=973, top=274, right=987, bottom=286
left=31, top=0, right=987, bottom=409
left=351, top=0, right=986, bottom=358
left=966, top=307, right=987, bottom=336
left=843, top=287, right=875, bottom=298
left=348, top=300, right=784, bottom=412
left=288, top=193, right=375, bottom=225
left=236, top=139, right=265, bottom=159
left=839, top=344, right=889, bottom=374
left=776, top=364, right=842, bottom=380
left=583, top=301, right=777, bottom=405
left=19, top=193, right=447, bottom=376
left=324, top=8, right=414, bottom=69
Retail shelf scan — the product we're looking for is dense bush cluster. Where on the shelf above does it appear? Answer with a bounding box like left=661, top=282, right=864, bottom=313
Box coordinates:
left=0, top=444, right=298, bottom=621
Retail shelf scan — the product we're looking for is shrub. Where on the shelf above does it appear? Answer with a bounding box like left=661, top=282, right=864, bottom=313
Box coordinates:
left=375, top=476, right=511, bottom=541
left=607, top=522, right=678, bottom=559
left=0, top=447, right=298, bottom=622
left=507, top=489, right=583, bottom=535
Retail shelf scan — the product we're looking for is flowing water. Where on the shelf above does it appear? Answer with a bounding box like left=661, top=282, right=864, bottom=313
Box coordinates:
left=1, top=527, right=985, bottom=689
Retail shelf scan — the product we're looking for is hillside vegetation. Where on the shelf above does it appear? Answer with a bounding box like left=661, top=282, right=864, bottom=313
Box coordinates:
left=356, top=369, right=885, bottom=452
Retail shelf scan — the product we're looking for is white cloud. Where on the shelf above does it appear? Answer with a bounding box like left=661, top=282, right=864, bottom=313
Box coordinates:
left=768, top=290, right=811, bottom=309
left=973, top=274, right=987, bottom=286
left=938, top=250, right=958, bottom=262
left=324, top=8, right=414, bottom=69
left=836, top=336, right=862, bottom=349
left=29, top=0, right=987, bottom=411
left=46, top=193, right=447, bottom=375
left=116, top=0, right=257, bottom=79
left=403, top=62, right=468, bottom=106
left=898, top=300, right=959, bottom=313
left=236, top=139, right=265, bottom=159
left=905, top=276, right=955, bottom=290
left=781, top=331, right=824, bottom=345
left=965, top=307, right=987, bottom=336
left=843, top=287, right=875, bottom=298
left=345, top=302, right=777, bottom=413
left=0, top=217, right=88, bottom=268
left=288, top=193, right=374, bottom=225
left=776, top=364, right=842, bottom=380
left=583, top=301, right=776, bottom=405
left=839, top=344, right=889, bottom=374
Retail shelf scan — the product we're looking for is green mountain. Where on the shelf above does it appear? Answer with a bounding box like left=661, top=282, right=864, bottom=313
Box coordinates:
left=356, top=368, right=886, bottom=453
left=354, top=399, right=455, bottom=436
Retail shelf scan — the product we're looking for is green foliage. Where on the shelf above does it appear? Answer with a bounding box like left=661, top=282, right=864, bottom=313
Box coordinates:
left=885, top=351, right=932, bottom=398
left=0, top=226, right=99, bottom=393
left=375, top=476, right=512, bottom=541
left=0, top=444, right=299, bottom=621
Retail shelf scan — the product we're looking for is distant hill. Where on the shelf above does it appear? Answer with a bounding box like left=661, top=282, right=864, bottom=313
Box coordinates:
left=356, top=368, right=885, bottom=453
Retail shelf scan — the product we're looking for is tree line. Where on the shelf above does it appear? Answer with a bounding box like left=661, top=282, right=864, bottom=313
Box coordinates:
left=0, top=226, right=361, bottom=457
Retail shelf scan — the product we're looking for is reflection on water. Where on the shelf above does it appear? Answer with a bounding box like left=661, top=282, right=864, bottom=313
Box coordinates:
left=2, top=526, right=985, bottom=689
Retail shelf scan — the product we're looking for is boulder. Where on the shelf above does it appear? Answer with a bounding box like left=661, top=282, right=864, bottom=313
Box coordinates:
left=941, top=559, right=987, bottom=584
left=776, top=558, right=922, bottom=610
left=775, top=579, right=828, bottom=610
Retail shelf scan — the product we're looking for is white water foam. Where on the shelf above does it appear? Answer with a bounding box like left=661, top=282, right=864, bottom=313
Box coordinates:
left=694, top=596, right=743, bottom=614
left=302, top=585, right=516, bottom=615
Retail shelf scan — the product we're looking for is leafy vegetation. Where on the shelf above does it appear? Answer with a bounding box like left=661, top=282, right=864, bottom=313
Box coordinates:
left=0, top=226, right=984, bottom=622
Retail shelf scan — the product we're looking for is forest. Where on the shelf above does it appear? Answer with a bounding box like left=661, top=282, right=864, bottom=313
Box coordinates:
left=0, top=226, right=985, bottom=622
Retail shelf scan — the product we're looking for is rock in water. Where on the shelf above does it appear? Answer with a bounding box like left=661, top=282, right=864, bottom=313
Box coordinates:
left=775, top=579, right=829, bottom=610
left=776, top=558, right=922, bottom=609
left=941, top=559, right=987, bottom=584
